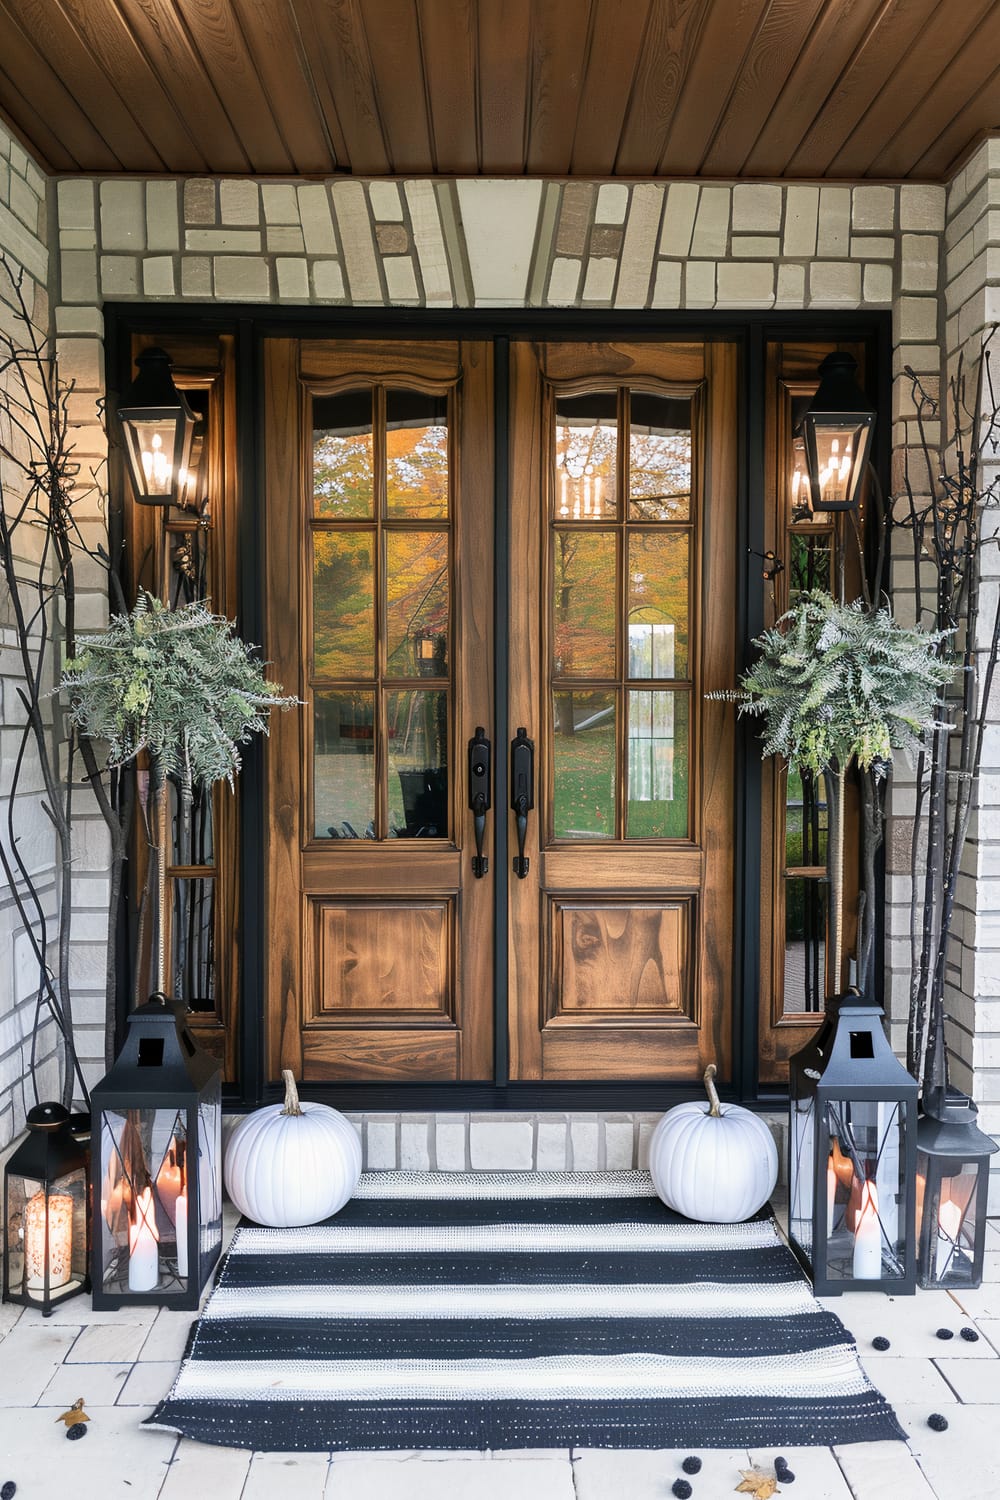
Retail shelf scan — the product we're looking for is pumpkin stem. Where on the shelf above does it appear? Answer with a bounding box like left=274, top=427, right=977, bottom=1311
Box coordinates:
left=703, top=1063, right=723, bottom=1118
left=280, top=1069, right=303, bottom=1116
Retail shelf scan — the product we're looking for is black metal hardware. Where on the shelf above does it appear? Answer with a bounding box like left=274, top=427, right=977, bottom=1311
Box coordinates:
left=467, top=726, right=492, bottom=877
left=510, top=727, right=534, bottom=879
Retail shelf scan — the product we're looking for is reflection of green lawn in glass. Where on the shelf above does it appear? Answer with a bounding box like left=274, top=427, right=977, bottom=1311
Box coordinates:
left=554, top=723, right=690, bottom=839
left=314, top=747, right=374, bottom=838
left=554, top=723, right=616, bottom=838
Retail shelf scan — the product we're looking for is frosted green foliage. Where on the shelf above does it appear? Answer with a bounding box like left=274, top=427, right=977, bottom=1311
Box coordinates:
left=60, top=592, right=296, bottom=794
left=733, top=589, right=954, bottom=776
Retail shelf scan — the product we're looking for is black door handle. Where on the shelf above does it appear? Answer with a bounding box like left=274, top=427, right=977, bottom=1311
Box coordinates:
left=467, top=727, right=491, bottom=877
left=510, top=727, right=534, bottom=879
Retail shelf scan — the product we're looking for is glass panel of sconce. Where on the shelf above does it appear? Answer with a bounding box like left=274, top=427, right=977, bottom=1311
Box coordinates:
left=386, top=690, right=449, bottom=838
left=554, top=393, right=618, bottom=520
left=385, top=389, right=449, bottom=519
left=628, top=392, right=692, bottom=522
left=314, top=690, right=375, bottom=840
left=313, top=389, right=375, bottom=518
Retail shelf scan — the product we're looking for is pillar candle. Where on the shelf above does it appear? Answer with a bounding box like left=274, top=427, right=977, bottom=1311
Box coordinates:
left=936, top=1197, right=963, bottom=1277
left=128, top=1185, right=160, bottom=1292
left=852, top=1181, right=882, bottom=1280
left=24, top=1191, right=73, bottom=1293
left=174, top=1191, right=188, bottom=1278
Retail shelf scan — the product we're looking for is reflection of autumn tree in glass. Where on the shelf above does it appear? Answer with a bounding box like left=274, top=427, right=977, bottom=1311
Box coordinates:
left=628, top=533, right=690, bottom=676
left=313, top=427, right=374, bottom=518
left=313, top=531, right=374, bottom=677
left=387, top=419, right=448, bottom=518
left=387, top=531, right=449, bottom=674
left=629, top=429, right=691, bottom=520
left=553, top=530, right=616, bottom=680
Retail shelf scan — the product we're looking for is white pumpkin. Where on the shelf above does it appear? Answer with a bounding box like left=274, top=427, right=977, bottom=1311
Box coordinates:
left=224, top=1070, right=362, bottom=1227
left=649, top=1064, right=778, bottom=1223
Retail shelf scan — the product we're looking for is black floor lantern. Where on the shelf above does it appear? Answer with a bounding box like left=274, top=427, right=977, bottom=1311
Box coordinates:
left=3, top=1103, right=90, bottom=1316
left=91, top=994, right=222, bottom=1310
left=789, top=991, right=918, bottom=1295
left=917, top=1087, right=998, bottom=1290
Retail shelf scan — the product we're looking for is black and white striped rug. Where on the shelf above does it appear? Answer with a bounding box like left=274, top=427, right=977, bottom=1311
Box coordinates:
left=147, top=1170, right=904, bottom=1452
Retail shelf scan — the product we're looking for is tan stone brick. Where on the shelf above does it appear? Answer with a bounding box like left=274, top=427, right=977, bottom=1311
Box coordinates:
left=266, top=225, right=305, bottom=252
left=332, top=179, right=382, bottom=301
left=99, top=254, right=138, bottom=295
left=776, top=263, right=806, bottom=304
left=100, top=180, right=144, bottom=250
left=717, top=260, right=774, bottom=305
left=731, top=235, right=780, bottom=257
left=850, top=236, right=894, bottom=258
left=57, top=179, right=95, bottom=231
left=375, top=222, right=409, bottom=255
left=783, top=185, right=819, bottom=257
left=59, top=228, right=96, bottom=251
left=556, top=183, right=595, bottom=256
left=547, top=256, right=581, bottom=305
left=852, top=184, right=896, bottom=230
left=368, top=181, right=403, bottom=221
left=863, top=262, right=894, bottom=304
left=615, top=183, right=664, bottom=307
left=582, top=256, right=616, bottom=301
left=404, top=180, right=451, bottom=304
left=659, top=182, right=699, bottom=257
left=219, top=180, right=259, bottom=225
left=312, top=259, right=345, bottom=300
left=456, top=180, right=543, bottom=304
left=185, top=228, right=262, bottom=252
left=690, top=186, right=730, bottom=257
left=817, top=186, right=851, bottom=255
left=897, top=294, right=939, bottom=342
left=183, top=178, right=215, bottom=224
left=212, top=255, right=270, bottom=300
left=590, top=224, right=623, bottom=258
left=732, top=183, right=782, bottom=231
left=651, top=259, right=681, bottom=307
left=7, top=171, right=38, bottom=232
left=383, top=255, right=418, bottom=301
left=142, top=256, right=175, bottom=296
left=595, top=183, right=628, bottom=223
left=181, top=256, right=211, bottom=297
left=145, top=181, right=179, bottom=251
left=900, top=183, right=946, bottom=231
left=809, top=260, right=861, bottom=304
left=262, top=184, right=300, bottom=224
left=684, top=260, right=716, bottom=306
left=901, top=232, right=940, bottom=292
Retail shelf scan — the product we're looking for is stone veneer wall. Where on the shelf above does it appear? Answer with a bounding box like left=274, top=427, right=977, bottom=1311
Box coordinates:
left=52, top=171, right=948, bottom=1111
left=0, top=121, right=59, bottom=1149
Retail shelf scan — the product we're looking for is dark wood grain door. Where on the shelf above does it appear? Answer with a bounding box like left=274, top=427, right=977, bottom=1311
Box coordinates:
left=507, top=341, right=740, bottom=1081
left=264, top=336, right=740, bottom=1087
left=264, top=338, right=495, bottom=1081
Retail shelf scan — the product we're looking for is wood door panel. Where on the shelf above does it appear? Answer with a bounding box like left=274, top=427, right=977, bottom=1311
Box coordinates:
left=508, top=339, right=739, bottom=1083
left=310, top=898, right=455, bottom=1024
left=302, top=1030, right=460, bottom=1081
left=265, top=337, right=493, bottom=1083
left=547, top=898, right=694, bottom=1024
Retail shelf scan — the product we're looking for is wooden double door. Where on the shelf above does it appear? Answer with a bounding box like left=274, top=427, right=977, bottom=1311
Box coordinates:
left=264, top=337, right=738, bottom=1085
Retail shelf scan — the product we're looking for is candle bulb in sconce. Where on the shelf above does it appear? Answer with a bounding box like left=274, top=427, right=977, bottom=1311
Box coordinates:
left=936, top=1197, right=963, bottom=1277
left=852, top=1180, right=882, bottom=1279
left=24, top=1191, right=74, bottom=1294
left=128, top=1185, right=159, bottom=1292
left=826, top=1160, right=838, bottom=1231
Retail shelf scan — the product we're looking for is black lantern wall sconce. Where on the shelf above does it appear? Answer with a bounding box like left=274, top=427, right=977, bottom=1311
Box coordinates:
left=117, top=346, right=198, bottom=507
left=799, top=351, right=876, bottom=514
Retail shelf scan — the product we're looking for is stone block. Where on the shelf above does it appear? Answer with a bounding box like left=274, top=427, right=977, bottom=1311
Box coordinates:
left=57, top=179, right=95, bottom=230
left=904, top=232, right=944, bottom=296
left=776, top=263, right=806, bottom=304
left=181, top=255, right=212, bottom=297
left=469, top=1118, right=533, bottom=1169
left=219, top=180, right=260, bottom=224
left=0, top=201, right=47, bottom=282
left=312, top=259, right=345, bottom=300
left=690, top=185, right=730, bottom=256
left=383, top=255, right=419, bottom=301
left=817, top=185, right=851, bottom=256
left=782, top=183, right=819, bottom=257
left=405, top=180, right=452, bottom=304
left=55, top=335, right=103, bottom=390
left=569, top=1119, right=600, bottom=1170
left=275, top=257, right=309, bottom=299
left=717, top=260, right=774, bottom=305
left=731, top=234, right=780, bottom=257
left=659, top=181, right=698, bottom=257
left=183, top=178, right=216, bottom=225
left=535, top=1117, right=568, bottom=1169
left=684, top=259, right=715, bottom=305
left=615, top=183, right=664, bottom=307
left=456, top=180, right=543, bottom=304
left=267, top=225, right=305, bottom=252
left=400, top=1117, right=431, bottom=1170
left=581, top=256, right=616, bottom=302
left=298, top=184, right=336, bottom=253
left=864, top=262, right=894, bottom=304
left=99, top=254, right=138, bottom=296
left=595, top=182, right=629, bottom=223
left=145, top=181, right=180, bottom=251
left=850, top=235, right=894, bottom=259
left=809, top=260, right=861, bottom=304
left=368, top=181, right=403, bottom=221
left=555, top=182, right=595, bottom=256
left=333, top=179, right=383, bottom=301
left=185, top=228, right=262, bottom=252
left=547, top=255, right=581, bottom=305
left=897, top=294, right=940, bottom=342
left=375, top=222, right=409, bottom=255
left=732, top=183, right=783, bottom=232
left=213, top=255, right=270, bottom=300
left=142, top=256, right=175, bottom=296
left=262, top=183, right=300, bottom=224
left=853, top=184, right=896, bottom=230
left=604, top=1119, right=635, bottom=1169
left=435, top=1118, right=467, bottom=1170
left=99, top=180, right=144, bottom=251
left=651, top=259, right=681, bottom=307
left=901, top=182, right=946, bottom=231
left=7, top=170, right=39, bottom=233
left=365, top=1118, right=397, bottom=1169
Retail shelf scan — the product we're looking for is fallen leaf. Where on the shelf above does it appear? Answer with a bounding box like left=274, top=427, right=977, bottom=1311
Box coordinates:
left=735, top=1469, right=780, bottom=1499
left=55, top=1398, right=90, bottom=1428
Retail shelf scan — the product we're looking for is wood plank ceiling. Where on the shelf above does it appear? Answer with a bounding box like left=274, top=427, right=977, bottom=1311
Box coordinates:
left=1, top=0, right=998, bottom=181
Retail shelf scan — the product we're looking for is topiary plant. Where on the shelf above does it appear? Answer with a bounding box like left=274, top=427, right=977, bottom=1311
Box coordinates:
left=60, top=591, right=297, bottom=997
left=727, top=588, right=953, bottom=999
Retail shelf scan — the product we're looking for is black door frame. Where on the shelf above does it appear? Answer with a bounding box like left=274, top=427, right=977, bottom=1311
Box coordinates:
left=104, top=304, right=892, bottom=1112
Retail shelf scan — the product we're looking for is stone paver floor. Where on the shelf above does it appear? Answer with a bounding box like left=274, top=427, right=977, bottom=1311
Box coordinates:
left=1, top=1209, right=998, bottom=1499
